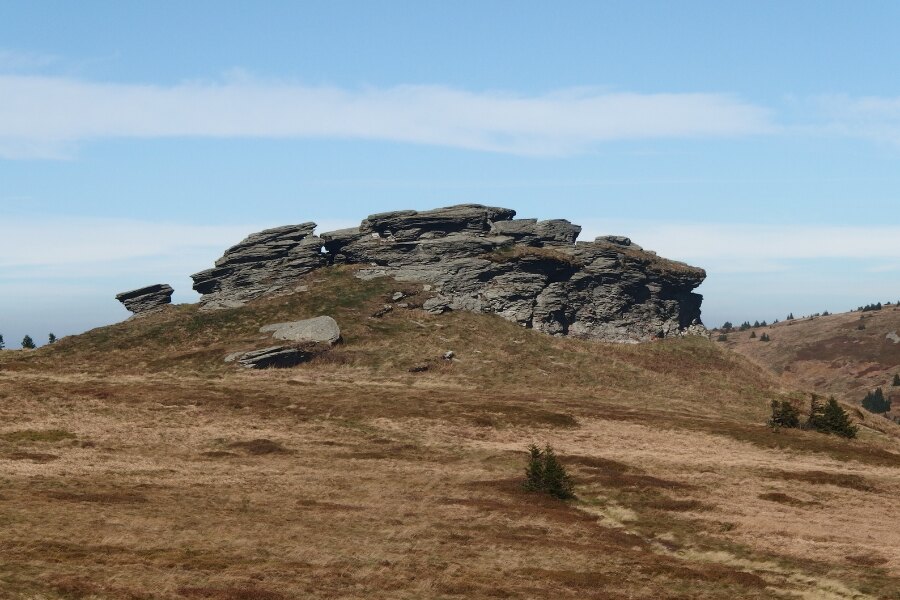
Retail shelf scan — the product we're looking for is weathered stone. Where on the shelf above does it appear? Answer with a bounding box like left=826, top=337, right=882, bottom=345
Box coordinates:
left=360, top=204, right=516, bottom=241
left=490, top=218, right=581, bottom=246
left=371, top=305, right=393, bottom=318
left=191, top=204, right=707, bottom=343
left=423, top=296, right=452, bottom=314
left=259, top=316, right=341, bottom=345
left=116, top=284, right=174, bottom=315
left=595, top=235, right=640, bottom=249
left=235, top=346, right=311, bottom=369
left=191, top=223, right=325, bottom=308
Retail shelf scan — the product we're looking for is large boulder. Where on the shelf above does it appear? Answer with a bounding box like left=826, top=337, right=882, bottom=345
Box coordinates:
left=259, top=316, right=341, bottom=345
left=116, top=284, right=174, bottom=315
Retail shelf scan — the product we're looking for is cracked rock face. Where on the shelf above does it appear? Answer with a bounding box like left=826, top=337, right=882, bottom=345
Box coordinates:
left=116, top=284, right=174, bottom=315
left=191, top=204, right=707, bottom=343
left=190, top=222, right=325, bottom=309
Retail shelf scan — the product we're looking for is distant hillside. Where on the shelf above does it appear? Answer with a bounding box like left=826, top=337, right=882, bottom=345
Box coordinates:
left=719, top=306, right=900, bottom=423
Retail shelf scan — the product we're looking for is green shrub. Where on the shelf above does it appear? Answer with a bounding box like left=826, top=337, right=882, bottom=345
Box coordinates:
left=21, top=335, right=35, bottom=349
left=805, top=395, right=857, bottom=438
left=716, top=333, right=728, bottom=342
left=523, top=444, right=574, bottom=499
left=862, top=388, right=891, bottom=414
left=769, top=399, right=800, bottom=429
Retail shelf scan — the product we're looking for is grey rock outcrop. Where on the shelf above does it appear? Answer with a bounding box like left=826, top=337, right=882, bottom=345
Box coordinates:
left=191, top=223, right=325, bottom=309
left=231, top=346, right=312, bottom=369
left=192, top=204, right=707, bottom=343
left=116, top=284, right=174, bottom=315
left=260, top=316, right=341, bottom=345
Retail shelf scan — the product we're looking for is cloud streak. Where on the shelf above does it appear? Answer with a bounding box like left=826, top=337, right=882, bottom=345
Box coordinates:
left=0, top=74, right=774, bottom=158
left=5, top=215, right=900, bottom=279
left=809, top=94, right=900, bottom=145
left=580, top=221, right=900, bottom=272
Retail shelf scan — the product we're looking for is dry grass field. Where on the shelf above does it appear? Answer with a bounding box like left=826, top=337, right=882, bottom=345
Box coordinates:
left=2, top=268, right=899, bottom=599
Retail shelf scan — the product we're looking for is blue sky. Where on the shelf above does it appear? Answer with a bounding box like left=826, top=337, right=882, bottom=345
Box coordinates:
left=3, top=1, right=900, bottom=346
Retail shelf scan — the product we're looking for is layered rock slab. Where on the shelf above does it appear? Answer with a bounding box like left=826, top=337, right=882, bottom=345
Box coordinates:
left=227, top=346, right=312, bottom=369
left=191, top=204, right=707, bottom=343
left=191, top=222, right=325, bottom=309
left=116, top=284, right=174, bottom=315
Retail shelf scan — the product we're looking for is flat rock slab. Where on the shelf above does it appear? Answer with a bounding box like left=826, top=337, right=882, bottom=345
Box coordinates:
left=260, top=315, right=341, bottom=345
left=236, top=346, right=311, bottom=369
left=115, top=283, right=174, bottom=315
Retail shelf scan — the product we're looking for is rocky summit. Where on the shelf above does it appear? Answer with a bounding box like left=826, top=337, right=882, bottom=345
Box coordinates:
left=190, top=204, right=706, bottom=342
left=115, top=283, right=174, bottom=315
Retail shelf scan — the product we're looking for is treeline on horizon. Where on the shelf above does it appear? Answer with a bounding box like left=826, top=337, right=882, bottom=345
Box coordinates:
left=716, top=298, right=900, bottom=331
left=0, top=333, right=57, bottom=350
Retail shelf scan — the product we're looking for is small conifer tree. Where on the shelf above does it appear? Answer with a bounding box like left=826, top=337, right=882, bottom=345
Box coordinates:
left=893, top=374, right=900, bottom=387
left=862, top=388, right=891, bottom=413
left=750, top=331, right=756, bottom=338
left=48, top=333, right=57, bottom=345
left=21, top=335, right=35, bottom=349
left=523, top=444, right=574, bottom=499
left=769, top=399, right=800, bottom=429
left=0, top=333, right=4, bottom=350
left=523, top=444, right=544, bottom=492
left=820, top=397, right=858, bottom=438
left=806, top=395, right=857, bottom=438
left=760, top=333, right=771, bottom=342
left=805, top=394, right=825, bottom=431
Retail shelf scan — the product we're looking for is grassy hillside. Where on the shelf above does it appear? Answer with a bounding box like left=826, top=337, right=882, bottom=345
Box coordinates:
left=720, top=307, right=900, bottom=429
left=1, top=267, right=899, bottom=599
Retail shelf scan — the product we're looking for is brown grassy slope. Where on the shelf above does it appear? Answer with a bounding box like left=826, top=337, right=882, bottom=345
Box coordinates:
left=1, top=267, right=899, bottom=600
left=720, top=308, right=900, bottom=424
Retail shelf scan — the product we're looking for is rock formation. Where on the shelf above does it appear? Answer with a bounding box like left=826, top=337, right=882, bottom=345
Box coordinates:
left=116, top=284, right=174, bottom=315
left=191, top=204, right=706, bottom=343
left=260, top=316, right=341, bottom=345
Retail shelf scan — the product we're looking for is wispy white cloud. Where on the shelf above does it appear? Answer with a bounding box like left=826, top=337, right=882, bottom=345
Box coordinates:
left=808, top=94, right=900, bottom=145
left=0, top=216, right=259, bottom=268
left=0, top=74, right=775, bottom=159
left=580, top=220, right=900, bottom=272
left=0, top=215, right=354, bottom=276
left=0, top=49, right=58, bottom=72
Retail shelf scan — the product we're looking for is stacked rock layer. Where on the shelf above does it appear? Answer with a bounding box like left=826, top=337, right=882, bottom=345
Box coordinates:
left=190, top=204, right=706, bottom=343
left=116, top=284, right=174, bottom=315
